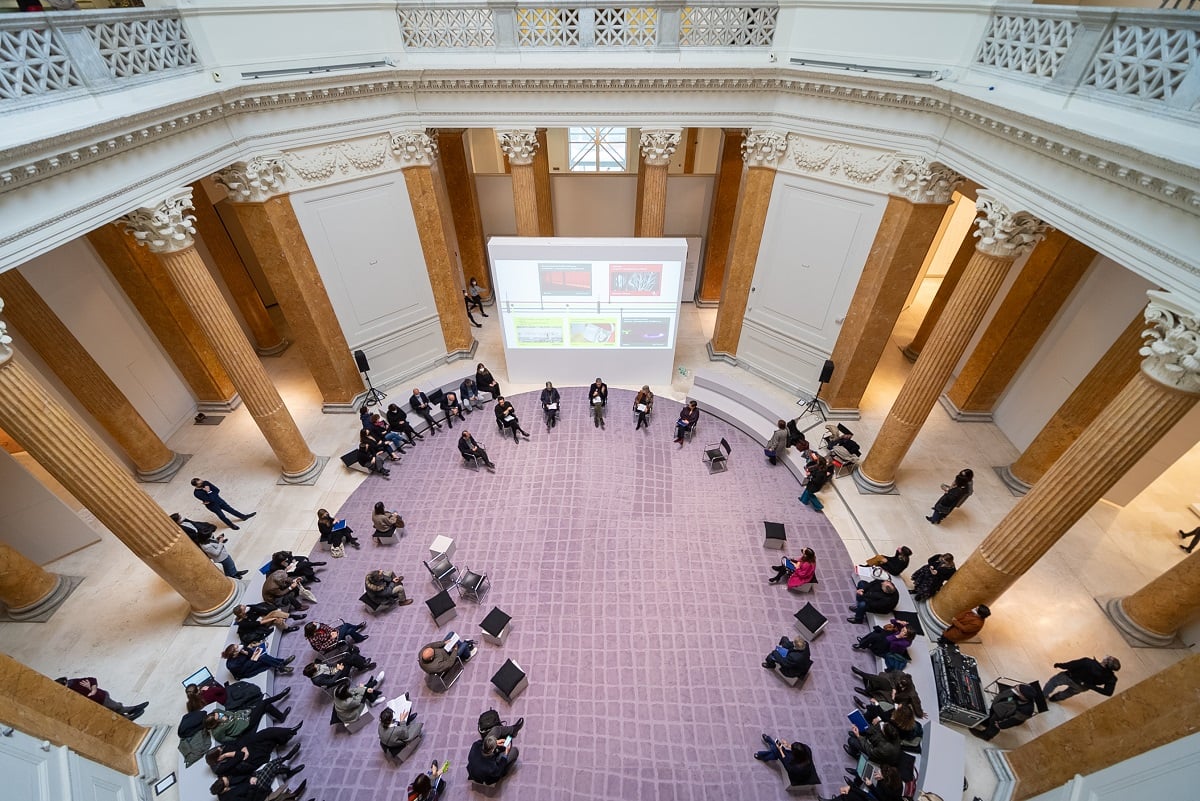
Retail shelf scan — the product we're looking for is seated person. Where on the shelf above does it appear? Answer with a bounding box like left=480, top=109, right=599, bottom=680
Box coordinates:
left=204, top=696, right=295, bottom=745
left=268, top=550, right=323, bottom=584
left=210, top=776, right=307, bottom=801
left=370, top=502, right=405, bottom=543
left=785, top=418, right=808, bottom=450
left=366, top=411, right=407, bottom=454
left=911, top=553, right=956, bottom=602
left=673, top=400, right=699, bottom=443
left=304, top=620, right=367, bottom=653
left=410, top=388, right=443, bottom=432
left=849, top=669, right=925, bottom=719
left=233, top=602, right=299, bottom=645
left=588, top=377, right=608, bottom=428
left=851, top=619, right=913, bottom=658
left=386, top=403, right=421, bottom=444
left=970, top=682, right=1039, bottom=741
left=762, top=636, right=812, bottom=679
left=843, top=721, right=902, bottom=767
left=493, top=396, right=530, bottom=442
left=332, top=674, right=384, bottom=724
left=357, top=430, right=393, bottom=478
left=222, top=643, right=295, bottom=679
left=753, top=736, right=820, bottom=786
left=460, top=376, right=485, bottom=411
left=365, top=569, right=413, bottom=608
left=418, top=632, right=477, bottom=675
left=457, top=430, right=495, bottom=471
left=823, top=422, right=861, bottom=455
left=57, top=676, right=148, bottom=721
left=466, top=734, right=518, bottom=785
left=852, top=700, right=923, bottom=743
left=408, top=760, right=448, bottom=801
left=783, top=548, right=817, bottom=591
left=302, top=647, right=377, bottom=688
left=205, top=726, right=301, bottom=777
left=940, top=604, right=991, bottom=644
left=440, top=391, right=466, bottom=428
left=633, top=385, right=654, bottom=430
left=474, top=364, right=501, bottom=400
left=185, top=681, right=228, bottom=712
left=378, top=700, right=423, bottom=756
left=847, top=578, right=900, bottom=623
left=540, top=381, right=561, bottom=429
left=860, top=546, right=913, bottom=576
left=832, top=764, right=904, bottom=801
left=317, top=508, right=360, bottom=550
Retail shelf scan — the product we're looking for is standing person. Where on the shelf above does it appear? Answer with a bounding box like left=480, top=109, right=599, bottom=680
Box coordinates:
left=386, top=403, right=422, bottom=444
left=928, top=468, right=973, bottom=524
left=195, top=529, right=247, bottom=578
left=191, top=478, right=256, bottom=530
left=633, top=385, right=654, bottom=430
left=410, top=388, right=443, bottom=433
left=462, top=290, right=483, bottom=328
left=467, top=278, right=487, bottom=315
left=458, top=430, right=496, bottom=472
left=540, top=381, right=561, bottom=430
left=493, top=397, right=530, bottom=443
left=460, top=377, right=485, bottom=412
left=475, top=364, right=500, bottom=400
left=1179, top=526, right=1200, bottom=553
left=673, top=400, right=699, bottom=443
left=371, top=502, right=404, bottom=544
left=798, top=455, right=829, bottom=512
left=56, top=677, right=148, bottom=720
left=940, top=604, right=991, bottom=644
left=588, top=377, right=608, bottom=428
left=1043, top=655, right=1121, bottom=702
left=765, top=419, right=789, bottom=465
left=440, top=391, right=467, bottom=429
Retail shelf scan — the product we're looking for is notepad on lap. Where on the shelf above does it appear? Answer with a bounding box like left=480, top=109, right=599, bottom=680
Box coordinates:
left=546, top=403, right=557, bottom=410
left=636, top=403, right=648, bottom=412
left=848, top=709, right=870, bottom=733
left=443, top=632, right=461, bottom=652
left=332, top=519, right=347, bottom=531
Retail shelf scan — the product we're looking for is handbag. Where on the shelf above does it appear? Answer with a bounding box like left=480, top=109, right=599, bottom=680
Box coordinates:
left=330, top=544, right=346, bottom=558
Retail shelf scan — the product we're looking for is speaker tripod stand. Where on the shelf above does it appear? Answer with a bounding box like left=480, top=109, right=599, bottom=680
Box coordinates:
left=353, top=349, right=387, bottom=407
left=796, top=384, right=827, bottom=422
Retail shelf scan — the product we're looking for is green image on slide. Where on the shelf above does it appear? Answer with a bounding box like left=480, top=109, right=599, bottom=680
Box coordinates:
left=513, top=317, right=565, bottom=346
left=568, top=318, right=618, bottom=346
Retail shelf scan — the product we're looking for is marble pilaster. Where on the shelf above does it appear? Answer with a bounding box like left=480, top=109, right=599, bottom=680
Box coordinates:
left=437, top=129, right=491, bottom=297
left=697, top=128, right=744, bottom=306
left=498, top=129, right=541, bottom=236
left=636, top=128, right=681, bottom=239
left=902, top=222, right=976, bottom=361
left=533, top=128, right=555, bottom=236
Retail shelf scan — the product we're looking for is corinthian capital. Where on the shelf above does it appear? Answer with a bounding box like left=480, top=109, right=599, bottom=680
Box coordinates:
left=741, top=129, right=788, bottom=167
left=213, top=156, right=287, bottom=203
left=639, top=128, right=682, bottom=167
left=1140, top=291, right=1200, bottom=394
left=120, top=188, right=197, bottom=254
left=390, top=130, right=439, bottom=168
left=891, top=158, right=963, bottom=205
left=0, top=298, right=13, bottom=366
left=972, top=191, right=1048, bottom=258
left=497, top=129, right=539, bottom=166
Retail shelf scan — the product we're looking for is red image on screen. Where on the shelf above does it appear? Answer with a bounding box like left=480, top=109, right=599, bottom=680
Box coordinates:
left=609, top=263, right=663, bottom=297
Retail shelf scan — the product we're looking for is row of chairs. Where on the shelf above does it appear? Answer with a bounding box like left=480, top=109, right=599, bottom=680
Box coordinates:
left=424, top=552, right=490, bottom=603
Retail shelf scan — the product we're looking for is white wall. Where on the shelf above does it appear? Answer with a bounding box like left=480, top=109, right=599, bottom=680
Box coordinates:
left=0, top=449, right=99, bottom=566
left=1025, top=731, right=1200, bottom=801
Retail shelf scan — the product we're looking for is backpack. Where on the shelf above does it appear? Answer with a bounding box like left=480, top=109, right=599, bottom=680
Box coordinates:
left=477, top=708, right=502, bottom=736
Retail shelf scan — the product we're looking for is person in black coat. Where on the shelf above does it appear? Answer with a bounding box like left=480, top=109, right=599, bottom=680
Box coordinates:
left=911, top=553, right=956, bottom=602
left=753, top=737, right=819, bottom=787
left=410, top=388, right=443, bottom=433
left=540, top=381, right=561, bottom=429
left=860, top=546, right=913, bottom=576
left=762, top=636, right=812, bottom=679
left=475, top=364, right=500, bottom=400
left=847, top=578, right=899, bottom=624
left=385, top=403, right=422, bottom=444
left=494, top=397, right=530, bottom=443
left=970, top=682, right=1039, bottom=740
left=928, top=469, right=973, bottom=524
left=458, top=431, right=495, bottom=472
left=1043, top=656, right=1120, bottom=701
left=440, top=391, right=467, bottom=429
left=588, top=377, right=609, bottom=428
left=467, top=734, right=518, bottom=785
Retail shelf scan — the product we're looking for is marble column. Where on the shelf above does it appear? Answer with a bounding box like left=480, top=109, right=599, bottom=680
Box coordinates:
left=636, top=128, right=681, bottom=238
left=708, top=130, right=787, bottom=360
left=189, top=180, right=288, bottom=356
left=0, top=542, right=71, bottom=621
left=0, top=269, right=185, bottom=482
left=1004, top=654, right=1200, bottom=800
left=0, top=299, right=238, bottom=619
left=942, top=230, right=1095, bottom=420
left=1001, top=314, right=1144, bottom=493
left=0, top=654, right=149, bottom=775
left=533, top=128, right=555, bottom=236
left=681, top=127, right=698, bottom=174
left=213, top=158, right=363, bottom=411
left=498, top=129, right=541, bottom=237
left=121, top=187, right=322, bottom=485
left=901, top=224, right=976, bottom=361
left=930, top=292, right=1200, bottom=624
left=394, top=130, right=475, bottom=356
left=1106, top=550, right=1200, bottom=646
left=87, top=224, right=240, bottom=412
left=822, top=159, right=962, bottom=416
left=854, top=192, right=1048, bottom=494
left=697, top=128, right=745, bottom=306
left=437, top=129, right=491, bottom=298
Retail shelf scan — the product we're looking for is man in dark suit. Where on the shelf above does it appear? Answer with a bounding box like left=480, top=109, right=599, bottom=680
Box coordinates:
left=588, top=377, right=608, bottom=428
left=410, top=388, right=443, bottom=433
left=457, top=430, right=496, bottom=472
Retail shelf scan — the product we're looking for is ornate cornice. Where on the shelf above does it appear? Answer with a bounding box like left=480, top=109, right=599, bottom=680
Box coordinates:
left=0, top=299, right=12, bottom=367
left=390, top=130, right=439, bottom=168
left=496, top=129, right=538, bottom=166
left=890, top=158, right=963, bottom=204
left=213, top=156, right=287, bottom=203
left=972, top=190, right=1048, bottom=259
left=1140, top=290, right=1200, bottom=395
left=741, top=129, right=788, bottom=167
left=280, top=134, right=391, bottom=185
left=120, top=187, right=197, bottom=254
left=639, top=128, right=682, bottom=167
left=787, top=137, right=898, bottom=188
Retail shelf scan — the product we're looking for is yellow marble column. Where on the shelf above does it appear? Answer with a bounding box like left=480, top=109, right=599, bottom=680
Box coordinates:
left=930, top=292, right=1200, bottom=624
left=87, top=224, right=240, bottom=412
left=0, top=654, right=149, bottom=775
left=1004, top=654, right=1200, bottom=800
left=636, top=128, right=681, bottom=238
left=708, top=130, right=787, bottom=360
left=1107, top=550, right=1200, bottom=646
left=394, top=130, right=475, bottom=355
left=498, top=129, right=541, bottom=237
left=0, top=542, right=72, bottom=621
left=854, top=192, right=1048, bottom=493
left=901, top=223, right=976, bottom=361
left=943, top=230, right=1095, bottom=419
left=0, top=298, right=237, bottom=619
left=121, top=187, right=322, bottom=484
left=0, top=269, right=185, bottom=482
left=698, top=129, right=745, bottom=306
left=1001, top=314, right=1144, bottom=493
left=822, top=159, right=962, bottom=415
left=189, top=180, right=288, bottom=356
left=533, top=128, right=555, bottom=236
left=437, top=129, right=491, bottom=298
left=213, top=159, right=363, bottom=411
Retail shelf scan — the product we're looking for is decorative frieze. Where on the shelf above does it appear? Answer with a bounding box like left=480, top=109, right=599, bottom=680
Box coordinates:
left=741, top=129, right=788, bottom=167
left=497, top=129, right=539, bottom=166
left=281, top=135, right=391, bottom=184
left=213, top=156, right=287, bottom=203
left=973, top=190, right=1048, bottom=259
left=1140, top=291, right=1200, bottom=394
left=390, top=130, right=439, bottom=168
left=890, top=158, right=963, bottom=204
left=788, top=137, right=899, bottom=188
left=119, top=187, right=197, bottom=254
left=639, top=128, right=682, bottom=167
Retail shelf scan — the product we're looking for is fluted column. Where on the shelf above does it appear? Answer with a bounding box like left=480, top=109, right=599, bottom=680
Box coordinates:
left=437, top=129, right=491, bottom=299
left=854, top=192, right=1048, bottom=493
left=0, top=654, right=149, bottom=775
left=0, top=542, right=72, bottom=621
left=942, top=229, right=1095, bottom=420
left=1106, top=550, right=1200, bottom=646
left=533, top=128, right=554, bottom=236
left=189, top=180, right=288, bottom=356
left=87, top=224, right=240, bottom=412
left=931, top=292, right=1200, bottom=624
left=708, top=130, right=787, bottom=360
left=636, top=128, right=681, bottom=238
left=0, top=299, right=237, bottom=619
left=394, top=130, right=475, bottom=355
left=498, top=129, right=541, bottom=236
left=121, top=188, right=322, bottom=485
left=698, top=128, right=745, bottom=306
left=822, top=159, right=963, bottom=415
left=901, top=223, right=976, bottom=361
left=213, top=158, right=363, bottom=410
left=1004, top=654, right=1200, bottom=800
left=1001, top=314, right=1145, bottom=492
left=0, top=269, right=185, bottom=482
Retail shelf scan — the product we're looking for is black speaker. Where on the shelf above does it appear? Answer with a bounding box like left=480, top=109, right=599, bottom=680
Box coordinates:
left=353, top=349, right=371, bottom=373
left=818, top=359, right=835, bottom=384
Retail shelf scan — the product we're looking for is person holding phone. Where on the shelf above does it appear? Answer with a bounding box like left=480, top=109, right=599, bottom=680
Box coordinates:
left=467, top=734, right=519, bottom=785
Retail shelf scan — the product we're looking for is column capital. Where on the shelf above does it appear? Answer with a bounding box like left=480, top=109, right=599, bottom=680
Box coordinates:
left=390, top=129, right=439, bottom=168
left=497, top=129, right=539, bottom=166
left=1140, top=290, right=1200, bottom=394
left=0, top=298, right=12, bottom=367
left=741, top=129, right=788, bottom=167
left=120, top=187, right=197, bottom=254
left=213, top=156, right=287, bottom=203
left=973, top=190, right=1049, bottom=258
left=890, top=158, right=963, bottom=204
left=639, top=128, right=682, bottom=167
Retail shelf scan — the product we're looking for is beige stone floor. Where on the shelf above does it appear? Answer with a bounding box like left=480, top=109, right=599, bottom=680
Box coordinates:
left=1, top=284, right=1196, bottom=801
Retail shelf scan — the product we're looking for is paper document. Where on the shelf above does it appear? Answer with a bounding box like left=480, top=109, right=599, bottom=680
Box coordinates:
left=546, top=403, right=557, bottom=410
left=592, top=397, right=603, bottom=405
left=443, top=632, right=461, bottom=652
left=636, top=403, right=648, bottom=412
left=385, top=695, right=412, bottom=719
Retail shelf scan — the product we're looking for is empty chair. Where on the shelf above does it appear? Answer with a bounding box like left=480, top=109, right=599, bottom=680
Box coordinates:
left=424, top=553, right=458, bottom=590
left=704, top=437, right=731, bottom=473
left=457, top=567, right=490, bottom=602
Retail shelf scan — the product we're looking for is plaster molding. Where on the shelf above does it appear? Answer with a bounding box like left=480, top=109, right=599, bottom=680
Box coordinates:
left=389, top=130, right=439, bottom=168
left=0, top=299, right=12, bottom=367
left=973, top=190, right=1049, bottom=259
left=496, top=129, right=539, bottom=166
left=1140, top=290, right=1200, bottom=395
left=890, top=158, right=964, bottom=204
left=786, top=136, right=899, bottom=189
left=639, top=128, right=682, bottom=167
left=278, top=134, right=392, bottom=186
left=212, top=156, right=287, bottom=203
left=120, top=186, right=197, bottom=254
left=741, top=129, right=788, bottom=167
